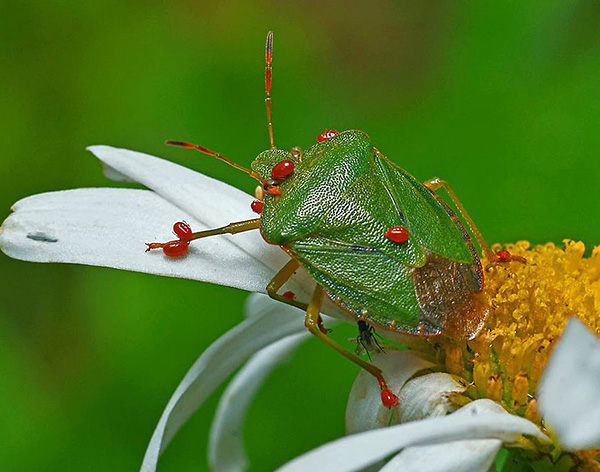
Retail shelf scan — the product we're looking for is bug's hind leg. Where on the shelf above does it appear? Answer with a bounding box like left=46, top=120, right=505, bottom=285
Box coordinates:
left=423, top=177, right=525, bottom=264
left=304, top=286, right=399, bottom=408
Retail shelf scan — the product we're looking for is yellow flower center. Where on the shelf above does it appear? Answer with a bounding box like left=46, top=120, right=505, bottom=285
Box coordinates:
left=431, top=240, right=600, bottom=424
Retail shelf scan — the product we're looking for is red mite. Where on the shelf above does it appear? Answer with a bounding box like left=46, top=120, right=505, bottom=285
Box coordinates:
left=381, top=388, right=399, bottom=408
left=317, top=129, right=338, bottom=143
left=271, top=160, right=295, bottom=180
left=162, top=240, right=189, bottom=257
left=173, top=221, right=192, bottom=240
left=282, top=291, right=295, bottom=300
left=385, top=226, right=410, bottom=243
left=496, top=250, right=511, bottom=262
left=251, top=200, right=264, bottom=214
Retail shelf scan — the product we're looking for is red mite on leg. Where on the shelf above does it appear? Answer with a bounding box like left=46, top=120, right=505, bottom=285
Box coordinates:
left=173, top=221, right=192, bottom=240
left=381, top=388, right=399, bottom=408
left=145, top=221, right=192, bottom=257
left=146, top=240, right=190, bottom=257
left=496, top=249, right=527, bottom=264
left=282, top=291, right=295, bottom=300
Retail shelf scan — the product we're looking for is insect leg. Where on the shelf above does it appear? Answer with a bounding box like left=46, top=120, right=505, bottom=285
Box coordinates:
left=187, top=218, right=262, bottom=240
left=266, top=259, right=331, bottom=334
left=266, top=258, right=309, bottom=311
left=423, top=177, right=496, bottom=262
left=145, top=218, right=261, bottom=254
left=304, top=286, right=398, bottom=408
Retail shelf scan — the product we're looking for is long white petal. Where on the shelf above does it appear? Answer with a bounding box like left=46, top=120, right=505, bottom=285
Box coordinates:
left=538, top=317, right=600, bottom=450
left=345, top=350, right=433, bottom=434
left=275, top=399, right=548, bottom=472
left=381, top=439, right=501, bottom=472
left=382, top=400, right=506, bottom=472
left=87, top=145, right=289, bottom=272
left=0, top=188, right=278, bottom=292
left=140, top=294, right=306, bottom=472
left=209, top=332, right=310, bottom=472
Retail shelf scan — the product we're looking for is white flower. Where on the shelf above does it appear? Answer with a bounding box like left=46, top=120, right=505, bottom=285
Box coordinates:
left=3, top=146, right=600, bottom=472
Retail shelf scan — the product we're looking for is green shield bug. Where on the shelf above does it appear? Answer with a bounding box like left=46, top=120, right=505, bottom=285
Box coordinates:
left=146, top=31, right=523, bottom=408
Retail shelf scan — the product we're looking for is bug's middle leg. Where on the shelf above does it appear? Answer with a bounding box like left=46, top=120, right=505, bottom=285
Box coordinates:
left=304, top=285, right=399, bottom=408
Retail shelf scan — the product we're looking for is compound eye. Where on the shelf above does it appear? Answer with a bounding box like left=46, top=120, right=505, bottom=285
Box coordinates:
left=271, top=160, right=295, bottom=180
left=317, top=129, right=338, bottom=143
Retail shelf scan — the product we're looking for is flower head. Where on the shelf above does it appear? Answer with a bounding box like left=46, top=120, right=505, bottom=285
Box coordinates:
left=436, top=240, right=600, bottom=421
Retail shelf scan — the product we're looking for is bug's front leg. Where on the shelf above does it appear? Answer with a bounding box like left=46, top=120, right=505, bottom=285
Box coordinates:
left=266, top=258, right=330, bottom=334
left=266, top=258, right=308, bottom=311
left=423, top=177, right=526, bottom=264
left=304, top=286, right=399, bottom=409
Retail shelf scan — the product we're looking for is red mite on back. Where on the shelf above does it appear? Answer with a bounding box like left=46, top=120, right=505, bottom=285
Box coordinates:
left=385, top=226, right=410, bottom=243
left=271, top=160, right=295, bottom=180
left=317, top=129, right=338, bottom=143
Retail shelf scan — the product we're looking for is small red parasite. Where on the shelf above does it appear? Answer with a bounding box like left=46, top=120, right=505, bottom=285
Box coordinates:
left=251, top=200, right=264, bottom=214
left=282, top=291, right=295, bottom=300
left=385, top=226, right=410, bottom=244
left=317, top=129, right=338, bottom=143
left=495, top=249, right=527, bottom=264
left=271, top=160, right=295, bottom=180
left=381, top=388, right=399, bottom=408
left=146, top=240, right=189, bottom=257
left=173, top=221, right=192, bottom=240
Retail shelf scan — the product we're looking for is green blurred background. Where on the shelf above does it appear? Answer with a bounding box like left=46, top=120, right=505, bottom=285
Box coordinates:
left=1, top=1, right=600, bottom=471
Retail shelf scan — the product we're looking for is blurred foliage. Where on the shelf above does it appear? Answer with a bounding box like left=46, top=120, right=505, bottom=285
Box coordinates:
left=1, top=1, right=600, bottom=471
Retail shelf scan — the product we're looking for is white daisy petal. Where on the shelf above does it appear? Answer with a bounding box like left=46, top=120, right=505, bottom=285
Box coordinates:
left=209, top=331, right=310, bottom=472
left=87, top=145, right=288, bottom=271
left=140, top=294, right=306, bottom=472
left=382, top=400, right=506, bottom=472
left=346, top=350, right=433, bottom=434
left=538, top=317, right=600, bottom=450
left=397, top=372, right=468, bottom=424
left=101, top=162, right=135, bottom=182
left=381, top=438, right=501, bottom=472
left=276, top=399, right=548, bottom=472
left=0, top=188, right=275, bottom=292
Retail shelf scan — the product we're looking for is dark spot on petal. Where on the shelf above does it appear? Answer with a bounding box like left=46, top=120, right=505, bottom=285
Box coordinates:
left=27, top=232, right=58, bottom=243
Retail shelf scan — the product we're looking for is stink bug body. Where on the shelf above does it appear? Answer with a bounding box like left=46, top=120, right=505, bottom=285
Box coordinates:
left=147, top=31, right=518, bottom=407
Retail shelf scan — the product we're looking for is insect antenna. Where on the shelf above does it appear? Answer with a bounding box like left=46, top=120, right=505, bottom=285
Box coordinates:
left=265, top=30, right=275, bottom=150
left=166, top=140, right=265, bottom=184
